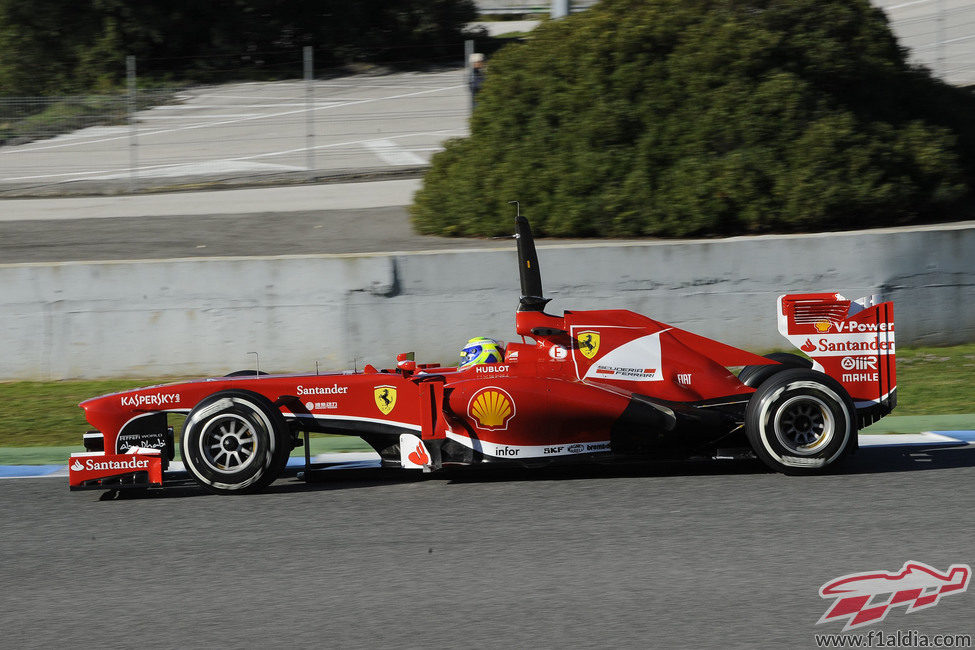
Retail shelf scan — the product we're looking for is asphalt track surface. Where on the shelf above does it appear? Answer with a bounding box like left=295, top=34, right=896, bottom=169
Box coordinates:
left=3, top=447, right=974, bottom=649
left=0, top=206, right=509, bottom=263
left=0, top=179, right=601, bottom=262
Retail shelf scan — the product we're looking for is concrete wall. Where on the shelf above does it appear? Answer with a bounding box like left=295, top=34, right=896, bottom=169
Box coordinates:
left=2, top=222, right=972, bottom=379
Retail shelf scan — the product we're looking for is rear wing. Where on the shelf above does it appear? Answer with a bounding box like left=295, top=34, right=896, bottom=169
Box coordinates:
left=778, top=293, right=895, bottom=428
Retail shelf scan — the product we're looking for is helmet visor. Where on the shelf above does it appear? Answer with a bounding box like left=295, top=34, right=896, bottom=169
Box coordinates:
left=460, top=345, right=483, bottom=366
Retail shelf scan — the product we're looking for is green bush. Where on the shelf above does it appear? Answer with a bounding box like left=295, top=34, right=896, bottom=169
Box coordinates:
left=412, top=0, right=975, bottom=238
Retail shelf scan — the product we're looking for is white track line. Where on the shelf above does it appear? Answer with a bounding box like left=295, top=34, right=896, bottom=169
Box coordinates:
left=364, top=139, right=427, bottom=165
left=138, top=114, right=264, bottom=120
left=4, top=434, right=973, bottom=479
left=0, top=130, right=459, bottom=181
left=0, top=452, right=382, bottom=479
left=1, top=84, right=463, bottom=155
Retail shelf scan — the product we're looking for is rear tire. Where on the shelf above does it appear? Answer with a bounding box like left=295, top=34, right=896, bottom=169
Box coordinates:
left=181, top=391, right=290, bottom=494
left=738, top=352, right=812, bottom=388
left=745, top=368, right=855, bottom=475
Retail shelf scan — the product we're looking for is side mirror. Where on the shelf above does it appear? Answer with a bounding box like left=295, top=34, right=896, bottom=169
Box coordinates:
left=397, top=352, right=417, bottom=373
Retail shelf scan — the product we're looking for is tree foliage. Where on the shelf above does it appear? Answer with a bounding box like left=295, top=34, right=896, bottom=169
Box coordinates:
left=412, top=0, right=975, bottom=237
left=0, top=0, right=477, bottom=96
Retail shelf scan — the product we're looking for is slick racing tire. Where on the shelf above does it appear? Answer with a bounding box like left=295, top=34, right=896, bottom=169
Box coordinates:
left=181, top=391, right=290, bottom=494
left=738, top=352, right=812, bottom=388
left=745, top=368, right=856, bottom=475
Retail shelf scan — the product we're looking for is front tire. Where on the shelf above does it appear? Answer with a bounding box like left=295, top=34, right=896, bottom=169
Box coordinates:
left=745, top=368, right=855, bottom=475
left=224, top=370, right=269, bottom=377
left=181, top=391, right=290, bottom=494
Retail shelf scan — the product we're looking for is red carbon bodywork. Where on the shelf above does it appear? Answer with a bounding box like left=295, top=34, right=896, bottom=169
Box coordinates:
left=777, top=293, right=896, bottom=407
left=75, top=306, right=778, bottom=469
left=68, top=216, right=896, bottom=488
left=68, top=450, right=163, bottom=489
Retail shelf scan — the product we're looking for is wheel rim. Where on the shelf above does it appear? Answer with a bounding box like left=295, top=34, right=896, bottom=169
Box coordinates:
left=773, top=395, right=834, bottom=456
left=198, top=414, right=259, bottom=473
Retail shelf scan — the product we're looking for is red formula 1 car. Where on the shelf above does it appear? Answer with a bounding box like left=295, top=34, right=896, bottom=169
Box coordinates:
left=69, top=217, right=896, bottom=494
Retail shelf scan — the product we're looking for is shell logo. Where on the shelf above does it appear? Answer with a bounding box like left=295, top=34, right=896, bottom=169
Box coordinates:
left=468, top=387, right=516, bottom=430
left=815, top=320, right=832, bottom=333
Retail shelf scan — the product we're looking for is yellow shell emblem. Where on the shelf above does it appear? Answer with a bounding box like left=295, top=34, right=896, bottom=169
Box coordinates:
left=814, top=320, right=832, bottom=333
left=578, top=331, right=600, bottom=359
left=374, top=385, right=397, bottom=415
left=468, top=387, right=516, bottom=430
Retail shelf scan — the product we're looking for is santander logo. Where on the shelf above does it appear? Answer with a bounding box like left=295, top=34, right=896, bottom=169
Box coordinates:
left=71, top=457, right=151, bottom=472
left=407, top=441, right=429, bottom=466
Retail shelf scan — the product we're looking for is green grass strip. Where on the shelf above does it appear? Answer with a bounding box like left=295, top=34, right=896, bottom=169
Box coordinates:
left=0, top=343, right=971, bottom=451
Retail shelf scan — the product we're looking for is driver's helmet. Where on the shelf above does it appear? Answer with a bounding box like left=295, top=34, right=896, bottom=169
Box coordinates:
left=459, top=337, right=504, bottom=369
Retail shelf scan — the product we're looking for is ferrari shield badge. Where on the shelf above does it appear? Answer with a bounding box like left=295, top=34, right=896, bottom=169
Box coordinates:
left=577, top=331, right=600, bottom=359
left=374, top=385, right=397, bottom=415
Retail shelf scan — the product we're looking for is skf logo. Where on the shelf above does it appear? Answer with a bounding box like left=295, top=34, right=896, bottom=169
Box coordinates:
left=577, top=331, right=600, bottom=359
left=468, top=387, right=516, bottom=430
left=815, top=320, right=832, bottom=333
left=818, top=561, right=971, bottom=631
left=374, top=385, right=397, bottom=415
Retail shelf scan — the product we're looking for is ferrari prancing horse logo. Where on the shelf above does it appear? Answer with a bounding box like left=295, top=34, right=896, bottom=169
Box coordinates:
left=578, top=331, right=600, bottom=359
left=375, top=385, right=397, bottom=415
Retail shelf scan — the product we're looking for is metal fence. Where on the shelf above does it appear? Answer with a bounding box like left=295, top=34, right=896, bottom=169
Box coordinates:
left=0, top=48, right=471, bottom=195
left=2, top=4, right=974, bottom=195
left=474, top=0, right=598, bottom=14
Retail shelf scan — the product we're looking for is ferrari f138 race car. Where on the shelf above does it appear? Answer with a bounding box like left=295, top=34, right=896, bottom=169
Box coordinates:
left=69, top=217, right=895, bottom=494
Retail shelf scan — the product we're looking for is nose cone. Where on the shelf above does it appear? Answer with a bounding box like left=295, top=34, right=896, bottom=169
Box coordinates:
left=79, top=393, right=117, bottom=431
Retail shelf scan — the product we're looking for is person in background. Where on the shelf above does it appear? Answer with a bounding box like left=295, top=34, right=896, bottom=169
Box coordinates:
left=469, top=52, right=485, bottom=108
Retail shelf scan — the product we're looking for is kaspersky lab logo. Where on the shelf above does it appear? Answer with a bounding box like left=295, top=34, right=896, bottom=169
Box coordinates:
left=817, top=561, right=970, bottom=631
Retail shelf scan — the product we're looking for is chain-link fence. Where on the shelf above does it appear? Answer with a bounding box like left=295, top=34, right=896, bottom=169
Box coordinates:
left=0, top=48, right=471, bottom=195
left=474, top=0, right=598, bottom=13
left=3, top=4, right=974, bottom=196
left=1, top=95, right=128, bottom=147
